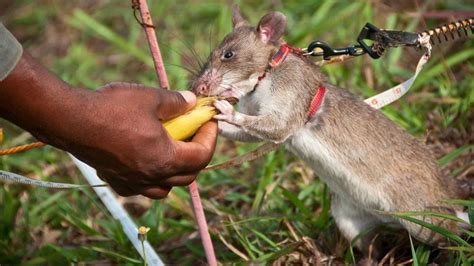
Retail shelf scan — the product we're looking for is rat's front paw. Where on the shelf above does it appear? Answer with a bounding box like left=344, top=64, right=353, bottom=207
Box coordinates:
left=214, top=100, right=239, bottom=124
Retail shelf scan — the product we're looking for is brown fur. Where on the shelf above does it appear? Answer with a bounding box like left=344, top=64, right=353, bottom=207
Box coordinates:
left=310, top=84, right=461, bottom=244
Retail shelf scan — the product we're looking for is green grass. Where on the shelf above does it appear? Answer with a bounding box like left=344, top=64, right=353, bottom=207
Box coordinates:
left=1, top=0, right=473, bottom=264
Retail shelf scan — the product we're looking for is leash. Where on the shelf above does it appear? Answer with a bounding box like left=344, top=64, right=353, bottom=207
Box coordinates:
left=303, top=18, right=472, bottom=60
left=248, top=18, right=471, bottom=122
left=0, top=129, right=107, bottom=188
left=0, top=170, right=106, bottom=188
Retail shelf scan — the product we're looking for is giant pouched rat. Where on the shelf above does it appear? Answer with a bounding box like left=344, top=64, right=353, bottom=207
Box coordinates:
left=192, top=7, right=469, bottom=255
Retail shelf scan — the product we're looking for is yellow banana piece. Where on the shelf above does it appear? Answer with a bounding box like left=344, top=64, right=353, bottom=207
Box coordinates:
left=163, top=96, right=218, bottom=141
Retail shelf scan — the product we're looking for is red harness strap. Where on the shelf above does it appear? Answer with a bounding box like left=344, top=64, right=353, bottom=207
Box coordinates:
left=256, top=43, right=326, bottom=122
left=306, top=86, right=326, bottom=121
left=269, top=43, right=304, bottom=68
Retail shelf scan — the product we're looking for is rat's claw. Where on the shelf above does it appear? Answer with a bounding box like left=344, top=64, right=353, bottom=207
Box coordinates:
left=215, top=100, right=233, bottom=111
left=213, top=100, right=236, bottom=123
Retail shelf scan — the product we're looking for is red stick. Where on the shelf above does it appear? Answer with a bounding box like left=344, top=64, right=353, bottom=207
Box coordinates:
left=136, top=1, right=217, bottom=265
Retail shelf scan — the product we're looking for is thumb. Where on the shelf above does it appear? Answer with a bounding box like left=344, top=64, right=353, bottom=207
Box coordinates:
left=157, top=90, right=197, bottom=120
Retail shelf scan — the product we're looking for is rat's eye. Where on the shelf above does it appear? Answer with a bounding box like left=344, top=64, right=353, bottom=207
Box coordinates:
left=222, top=51, right=235, bottom=60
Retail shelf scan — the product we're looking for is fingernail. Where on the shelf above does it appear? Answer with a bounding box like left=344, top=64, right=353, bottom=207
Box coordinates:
left=179, top=91, right=196, bottom=104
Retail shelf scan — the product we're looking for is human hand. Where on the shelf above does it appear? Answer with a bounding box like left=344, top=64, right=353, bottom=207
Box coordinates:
left=66, top=82, right=217, bottom=198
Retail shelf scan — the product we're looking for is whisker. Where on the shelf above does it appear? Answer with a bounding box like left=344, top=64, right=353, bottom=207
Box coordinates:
left=189, top=45, right=205, bottom=70
left=208, top=26, right=214, bottom=56
left=162, top=30, right=205, bottom=73
left=156, top=41, right=202, bottom=82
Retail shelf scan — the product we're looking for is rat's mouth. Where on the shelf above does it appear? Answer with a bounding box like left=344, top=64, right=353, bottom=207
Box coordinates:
left=218, top=89, right=236, bottom=97
left=217, top=84, right=244, bottom=99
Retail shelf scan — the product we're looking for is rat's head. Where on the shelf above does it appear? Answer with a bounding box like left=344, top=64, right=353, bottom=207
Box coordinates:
left=192, top=6, right=286, bottom=98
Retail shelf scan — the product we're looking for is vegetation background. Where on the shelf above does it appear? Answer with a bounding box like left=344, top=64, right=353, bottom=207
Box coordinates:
left=1, top=0, right=473, bottom=264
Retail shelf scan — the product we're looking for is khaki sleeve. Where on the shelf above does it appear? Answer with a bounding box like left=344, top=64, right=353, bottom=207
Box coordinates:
left=0, top=22, right=23, bottom=81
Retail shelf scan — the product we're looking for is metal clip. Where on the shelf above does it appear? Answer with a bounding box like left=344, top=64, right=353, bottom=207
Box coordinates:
left=305, top=41, right=366, bottom=60
left=305, top=22, right=422, bottom=60
left=357, top=23, right=420, bottom=58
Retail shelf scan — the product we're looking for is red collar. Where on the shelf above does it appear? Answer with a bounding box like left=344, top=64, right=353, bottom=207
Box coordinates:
left=255, top=43, right=326, bottom=122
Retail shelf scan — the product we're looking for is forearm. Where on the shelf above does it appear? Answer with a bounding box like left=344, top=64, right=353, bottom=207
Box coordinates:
left=0, top=52, right=93, bottom=148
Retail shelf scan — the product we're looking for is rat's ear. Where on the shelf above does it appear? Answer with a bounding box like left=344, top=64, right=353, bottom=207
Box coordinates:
left=257, top=12, right=286, bottom=43
left=232, top=5, right=247, bottom=29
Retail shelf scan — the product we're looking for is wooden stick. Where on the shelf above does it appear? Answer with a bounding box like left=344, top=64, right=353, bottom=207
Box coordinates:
left=135, top=1, right=217, bottom=265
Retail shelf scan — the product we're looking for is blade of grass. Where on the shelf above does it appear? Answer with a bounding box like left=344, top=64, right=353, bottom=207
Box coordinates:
left=280, top=186, right=311, bottom=218
left=84, top=246, right=142, bottom=264
left=254, top=241, right=304, bottom=262
left=442, top=246, right=474, bottom=252
left=248, top=227, right=278, bottom=249
left=388, top=213, right=470, bottom=246
left=313, top=184, right=331, bottom=229
left=45, top=244, right=81, bottom=262
left=386, top=210, right=470, bottom=225
left=409, top=234, right=420, bottom=266
left=228, top=216, right=257, bottom=260
left=62, top=213, right=101, bottom=236
left=251, top=151, right=278, bottom=214
left=29, top=191, right=66, bottom=218
left=217, top=233, right=250, bottom=261
left=438, top=144, right=473, bottom=166
left=415, top=244, right=430, bottom=266
left=460, top=250, right=470, bottom=266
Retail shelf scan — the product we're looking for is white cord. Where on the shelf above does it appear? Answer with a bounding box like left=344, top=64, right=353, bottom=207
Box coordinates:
left=69, top=155, right=164, bottom=266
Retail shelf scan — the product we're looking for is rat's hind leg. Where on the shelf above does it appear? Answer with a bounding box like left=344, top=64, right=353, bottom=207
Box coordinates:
left=331, top=194, right=382, bottom=258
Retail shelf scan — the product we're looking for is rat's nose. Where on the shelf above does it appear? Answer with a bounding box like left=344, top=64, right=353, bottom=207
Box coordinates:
left=194, top=82, right=209, bottom=95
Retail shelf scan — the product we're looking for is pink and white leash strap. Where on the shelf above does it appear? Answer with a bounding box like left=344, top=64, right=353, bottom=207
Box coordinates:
left=364, top=34, right=432, bottom=109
